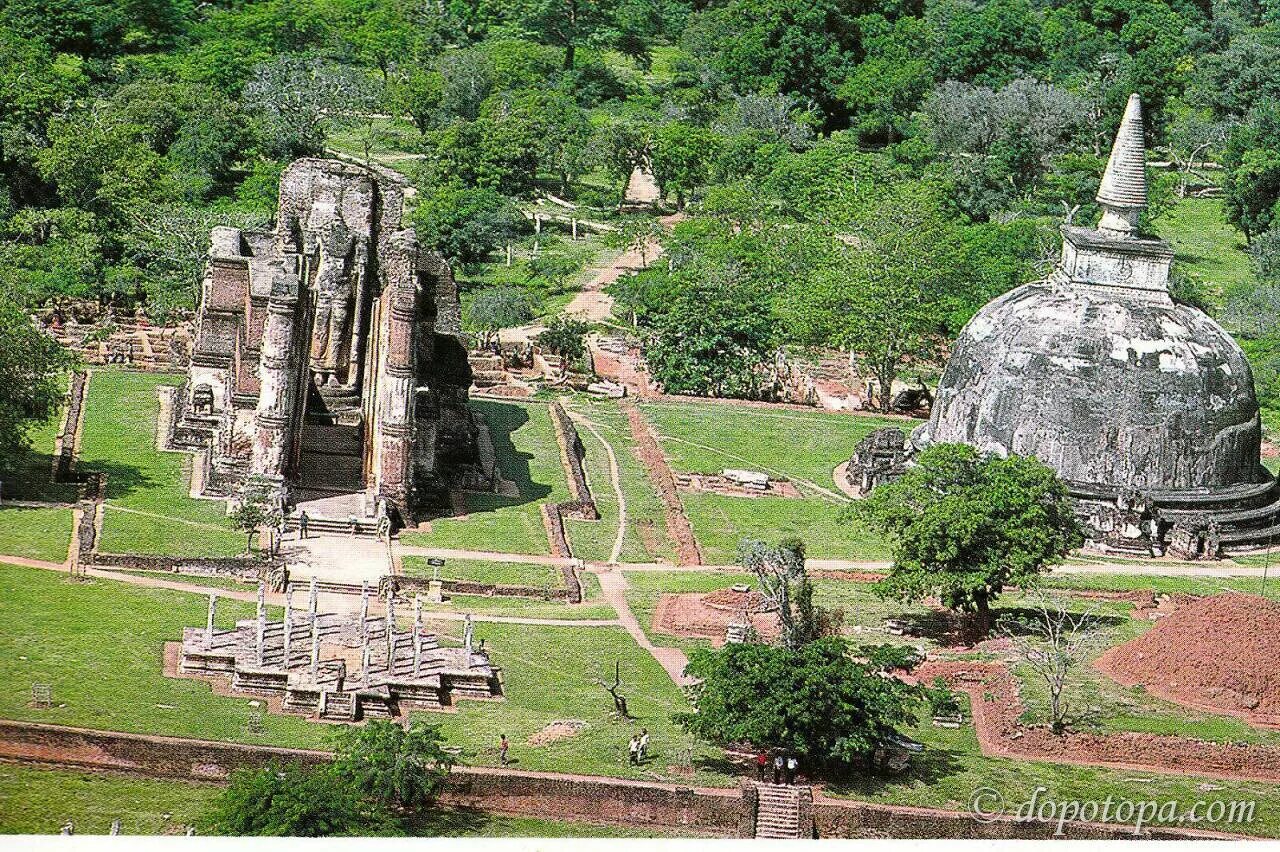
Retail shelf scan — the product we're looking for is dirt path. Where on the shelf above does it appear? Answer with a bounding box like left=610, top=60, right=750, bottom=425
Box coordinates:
left=595, top=568, right=693, bottom=687
left=570, top=410, right=628, bottom=564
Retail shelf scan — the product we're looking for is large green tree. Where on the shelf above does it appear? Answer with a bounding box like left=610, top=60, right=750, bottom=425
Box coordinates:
left=854, top=443, right=1083, bottom=628
left=0, top=294, right=74, bottom=470
left=676, top=637, right=921, bottom=769
left=331, top=720, right=455, bottom=812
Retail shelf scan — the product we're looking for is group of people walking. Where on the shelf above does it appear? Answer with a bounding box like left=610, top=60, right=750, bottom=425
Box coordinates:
left=756, top=750, right=800, bottom=785
left=628, top=729, right=650, bottom=765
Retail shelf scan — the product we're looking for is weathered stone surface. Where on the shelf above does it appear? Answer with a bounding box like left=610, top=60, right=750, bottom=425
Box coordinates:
left=914, top=281, right=1265, bottom=493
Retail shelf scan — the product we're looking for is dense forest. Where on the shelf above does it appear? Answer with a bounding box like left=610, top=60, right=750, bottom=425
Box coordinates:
left=5, top=0, right=1280, bottom=425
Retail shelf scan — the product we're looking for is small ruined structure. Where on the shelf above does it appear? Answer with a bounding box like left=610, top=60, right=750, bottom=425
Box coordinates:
left=844, top=428, right=911, bottom=497
left=909, top=94, right=1280, bottom=556
left=178, top=583, right=501, bottom=720
left=169, top=158, right=482, bottom=523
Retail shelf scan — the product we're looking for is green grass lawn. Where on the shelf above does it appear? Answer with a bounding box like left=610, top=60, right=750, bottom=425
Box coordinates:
left=78, top=370, right=242, bottom=558
left=825, top=695, right=1280, bottom=838
left=640, top=401, right=917, bottom=490
left=401, top=400, right=570, bottom=556
left=0, top=505, right=73, bottom=562
left=402, top=556, right=561, bottom=590
left=680, top=493, right=892, bottom=563
left=416, top=619, right=729, bottom=786
left=639, top=402, right=911, bottom=561
left=564, top=400, right=677, bottom=564
left=1153, top=196, right=1255, bottom=306
left=0, top=765, right=214, bottom=835
left=0, top=764, right=698, bottom=837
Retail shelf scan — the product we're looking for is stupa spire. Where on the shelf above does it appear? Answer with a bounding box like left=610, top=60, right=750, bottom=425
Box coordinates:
left=1096, top=93, right=1147, bottom=236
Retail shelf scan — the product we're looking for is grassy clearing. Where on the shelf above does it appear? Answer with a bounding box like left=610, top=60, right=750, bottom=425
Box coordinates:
left=565, top=400, right=677, bottom=564
left=1044, top=570, right=1280, bottom=599
left=78, top=370, right=242, bottom=558
left=420, top=592, right=617, bottom=622
left=680, top=493, right=892, bottom=563
left=1153, top=196, right=1255, bottom=306
left=0, top=765, right=214, bottom=835
left=640, top=401, right=917, bottom=489
left=638, top=402, right=910, bottom=561
left=414, top=619, right=728, bottom=785
left=402, top=556, right=561, bottom=590
left=402, top=400, right=569, bottom=556
left=0, top=505, right=72, bottom=563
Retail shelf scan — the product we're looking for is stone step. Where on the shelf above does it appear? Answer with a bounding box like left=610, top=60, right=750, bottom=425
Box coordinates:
left=287, top=515, right=381, bottom=538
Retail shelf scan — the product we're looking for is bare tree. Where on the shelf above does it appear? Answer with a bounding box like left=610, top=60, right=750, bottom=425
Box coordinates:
left=1001, top=595, right=1102, bottom=734
left=1162, top=110, right=1231, bottom=197
left=597, top=660, right=631, bottom=719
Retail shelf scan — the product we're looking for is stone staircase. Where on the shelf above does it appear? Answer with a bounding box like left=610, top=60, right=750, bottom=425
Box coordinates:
left=755, top=783, right=806, bottom=839
left=319, top=690, right=357, bottom=721
left=286, top=514, right=380, bottom=538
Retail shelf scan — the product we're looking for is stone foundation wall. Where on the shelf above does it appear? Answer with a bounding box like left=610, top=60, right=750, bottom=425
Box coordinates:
left=91, top=556, right=270, bottom=585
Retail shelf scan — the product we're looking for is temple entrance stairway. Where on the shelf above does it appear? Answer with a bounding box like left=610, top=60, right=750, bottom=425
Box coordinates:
left=754, top=783, right=807, bottom=839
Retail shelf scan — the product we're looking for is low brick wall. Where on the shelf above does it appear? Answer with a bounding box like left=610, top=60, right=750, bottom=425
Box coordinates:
left=92, top=553, right=268, bottom=582
left=439, top=769, right=741, bottom=836
left=0, top=721, right=1241, bottom=838
left=0, top=720, right=329, bottom=781
left=811, top=799, right=1229, bottom=840
left=390, top=574, right=570, bottom=601
left=548, top=402, right=598, bottom=519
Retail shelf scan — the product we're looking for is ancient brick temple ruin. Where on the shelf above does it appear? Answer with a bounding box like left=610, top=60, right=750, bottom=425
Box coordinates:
left=854, top=94, right=1280, bottom=558
left=169, top=158, right=483, bottom=523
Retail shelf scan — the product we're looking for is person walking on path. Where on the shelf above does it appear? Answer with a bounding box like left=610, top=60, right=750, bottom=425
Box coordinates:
left=786, top=754, right=798, bottom=785
left=628, top=735, right=640, bottom=766
left=755, top=750, right=768, bottom=782
left=638, top=728, right=649, bottom=762
left=299, top=510, right=309, bottom=540
left=772, top=753, right=784, bottom=784
left=499, top=734, right=509, bottom=766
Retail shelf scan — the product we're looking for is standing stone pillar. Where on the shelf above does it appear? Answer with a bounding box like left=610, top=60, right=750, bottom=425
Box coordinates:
left=361, top=640, right=371, bottom=686
left=282, top=588, right=292, bottom=666
left=308, top=575, right=318, bottom=617
left=385, top=586, right=397, bottom=670
left=255, top=581, right=266, bottom=666
left=206, top=592, right=218, bottom=648
left=359, top=579, right=369, bottom=643
left=251, top=275, right=300, bottom=481
left=413, top=594, right=423, bottom=677
left=309, top=621, right=320, bottom=682
left=374, top=234, right=417, bottom=513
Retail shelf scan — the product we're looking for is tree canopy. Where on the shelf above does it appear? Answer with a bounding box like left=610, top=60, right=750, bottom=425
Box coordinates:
left=854, top=443, right=1083, bottom=624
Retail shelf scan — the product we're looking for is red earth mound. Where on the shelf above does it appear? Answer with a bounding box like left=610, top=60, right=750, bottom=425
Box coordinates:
left=1095, top=592, right=1280, bottom=726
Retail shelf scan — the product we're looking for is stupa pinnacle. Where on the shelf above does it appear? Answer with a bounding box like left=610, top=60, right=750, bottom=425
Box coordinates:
left=1096, top=93, right=1148, bottom=235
